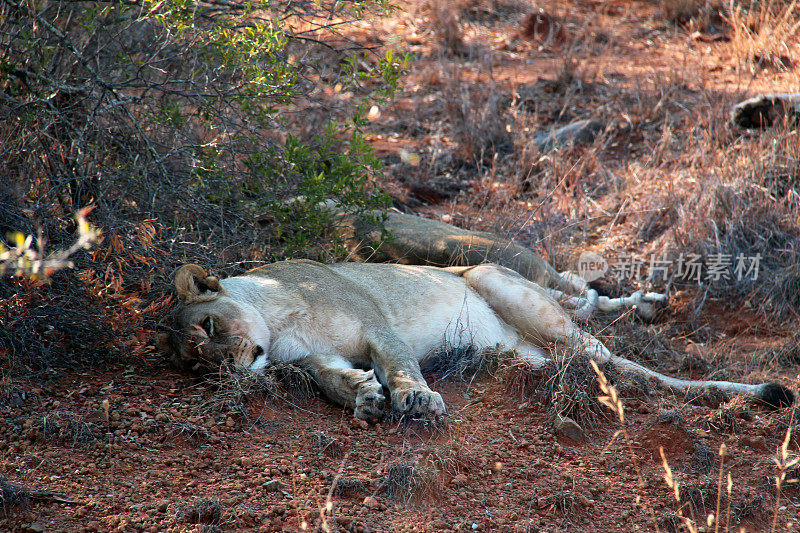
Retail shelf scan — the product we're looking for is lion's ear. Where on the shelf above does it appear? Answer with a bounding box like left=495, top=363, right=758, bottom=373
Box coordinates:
left=174, top=264, right=225, bottom=304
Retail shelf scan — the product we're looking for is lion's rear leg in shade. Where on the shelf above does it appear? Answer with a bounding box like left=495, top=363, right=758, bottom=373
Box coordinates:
left=296, top=353, right=387, bottom=420
left=546, top=270, right=667, bottom=321
left=459, top=264, right=793, bottom=408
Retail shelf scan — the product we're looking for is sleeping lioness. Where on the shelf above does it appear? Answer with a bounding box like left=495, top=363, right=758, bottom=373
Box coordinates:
left=163, top=260, right=793, bottom=419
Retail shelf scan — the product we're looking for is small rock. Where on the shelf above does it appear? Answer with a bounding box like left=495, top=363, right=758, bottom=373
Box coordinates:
left=352, top=418, right=369, bottom=430
left=577, top=493, right=593, bottom=508
left=451, top=473, right=469, bottom=486
left=362, top=496, right=381, bottom=510
left=336, top=516, right=354, bottom=527
left=742, top=435, right=767, bottom=451
left=533, top=119, right=605, bottom=153
left=553, top=415, right=584, bottom=442
left=157, top=501, right=169, bottom=513
left=239, top=456, right=253, bottom=468
left=262, top=479, right=285, bottom=493
left=225, top=417, right=235, bottom=427
left=28, top=523, right=46, bottom=533
left=685, top=342, right=707, bottom=358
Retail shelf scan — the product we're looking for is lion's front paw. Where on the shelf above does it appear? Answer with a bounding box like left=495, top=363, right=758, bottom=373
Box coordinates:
left=354, top=381, right=386, bottom=421
left=391, top=386, right=446, bottom=418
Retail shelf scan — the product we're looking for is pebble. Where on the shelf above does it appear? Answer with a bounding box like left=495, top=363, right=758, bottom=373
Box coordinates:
left=553, top=415, right=584, bottom=442
left=262, top=479, right=285, bottom=492
left=362, top=496, right=381, bottom=510
left=451, top=474, right=469, bottom=486
left=685, top=342, right=707, bottom=358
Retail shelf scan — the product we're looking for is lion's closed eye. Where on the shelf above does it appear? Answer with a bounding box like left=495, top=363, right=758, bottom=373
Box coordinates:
left=202, top=316, right=214, bottom=336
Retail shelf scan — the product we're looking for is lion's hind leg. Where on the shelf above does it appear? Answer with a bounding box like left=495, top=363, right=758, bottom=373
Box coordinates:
left=297, top=353, right=386, bottom=420
left=551, top=270, right=667, bottom=321
left=460, top=264, right=793, bottom=408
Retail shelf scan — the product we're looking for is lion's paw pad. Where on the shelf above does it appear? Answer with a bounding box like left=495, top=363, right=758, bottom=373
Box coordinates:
left=355, top=386, right=386, bottom=420
left=392, top=387, right=446, bottom=418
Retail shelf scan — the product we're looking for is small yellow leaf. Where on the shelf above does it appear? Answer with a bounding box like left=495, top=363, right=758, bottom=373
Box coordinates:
left=11, top=231, right=26, bottom=248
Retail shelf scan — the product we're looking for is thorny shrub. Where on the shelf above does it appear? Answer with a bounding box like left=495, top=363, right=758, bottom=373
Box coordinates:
left=0, top=0, right=401, bottom=373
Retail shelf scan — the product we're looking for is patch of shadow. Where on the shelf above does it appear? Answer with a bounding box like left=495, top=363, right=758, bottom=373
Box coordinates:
left=423, top=345, right=508, bottom=384
left=731, top=494, right=765, bottom=523
left=0, top=388, right=34, bottom=409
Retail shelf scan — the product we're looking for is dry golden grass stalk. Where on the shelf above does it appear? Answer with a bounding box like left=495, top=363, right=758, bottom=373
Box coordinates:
left=715, top=443, right=726, bottom=533
left=590, top=361, right=660, bottom=529
left=659, top=446, right=698, bottom=533
left=772, top=426, right=800, bottom=532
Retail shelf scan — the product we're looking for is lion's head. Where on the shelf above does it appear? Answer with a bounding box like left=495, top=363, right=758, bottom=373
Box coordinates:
left=159, top=264, right=269, bottom=372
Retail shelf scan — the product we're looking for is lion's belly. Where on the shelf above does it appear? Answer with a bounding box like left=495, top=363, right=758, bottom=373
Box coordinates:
left=386, top=289, right=520, bottom=359
left=330, top=263, right=520, bottom=359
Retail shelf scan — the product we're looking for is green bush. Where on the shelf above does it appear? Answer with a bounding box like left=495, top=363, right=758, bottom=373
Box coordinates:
left=0, top=0, right=403, bottom=260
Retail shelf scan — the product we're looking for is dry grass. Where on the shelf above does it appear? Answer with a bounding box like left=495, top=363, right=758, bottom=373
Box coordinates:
left=727, top=0, right=800, bottom=73
left=661, top=0, right=713, bottom=23
left=202, top=362, right=317, bottom=417
left=0, top=479, right=30, bottom=510
left=419, top=420, right=478, bottom=476
left=424, top=344, right=511, bottom=384
left=505, top=346, right=606, bottom=427
left=422, top=0, right=468, bottom=56
left=442, top=79, right=513, bottom=162
left=658, top=401, right=798, bottom=533
left=41, top=413, right=105, bottom=445
left=669, top=129, right=800, bottom=318
left=701, top=396, right=753, bottom=433
left=175, top=499, right=222, bottom=526
left=311, top=430, right=344, bottom=458
left=384, top=462, right=439, bottom=505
